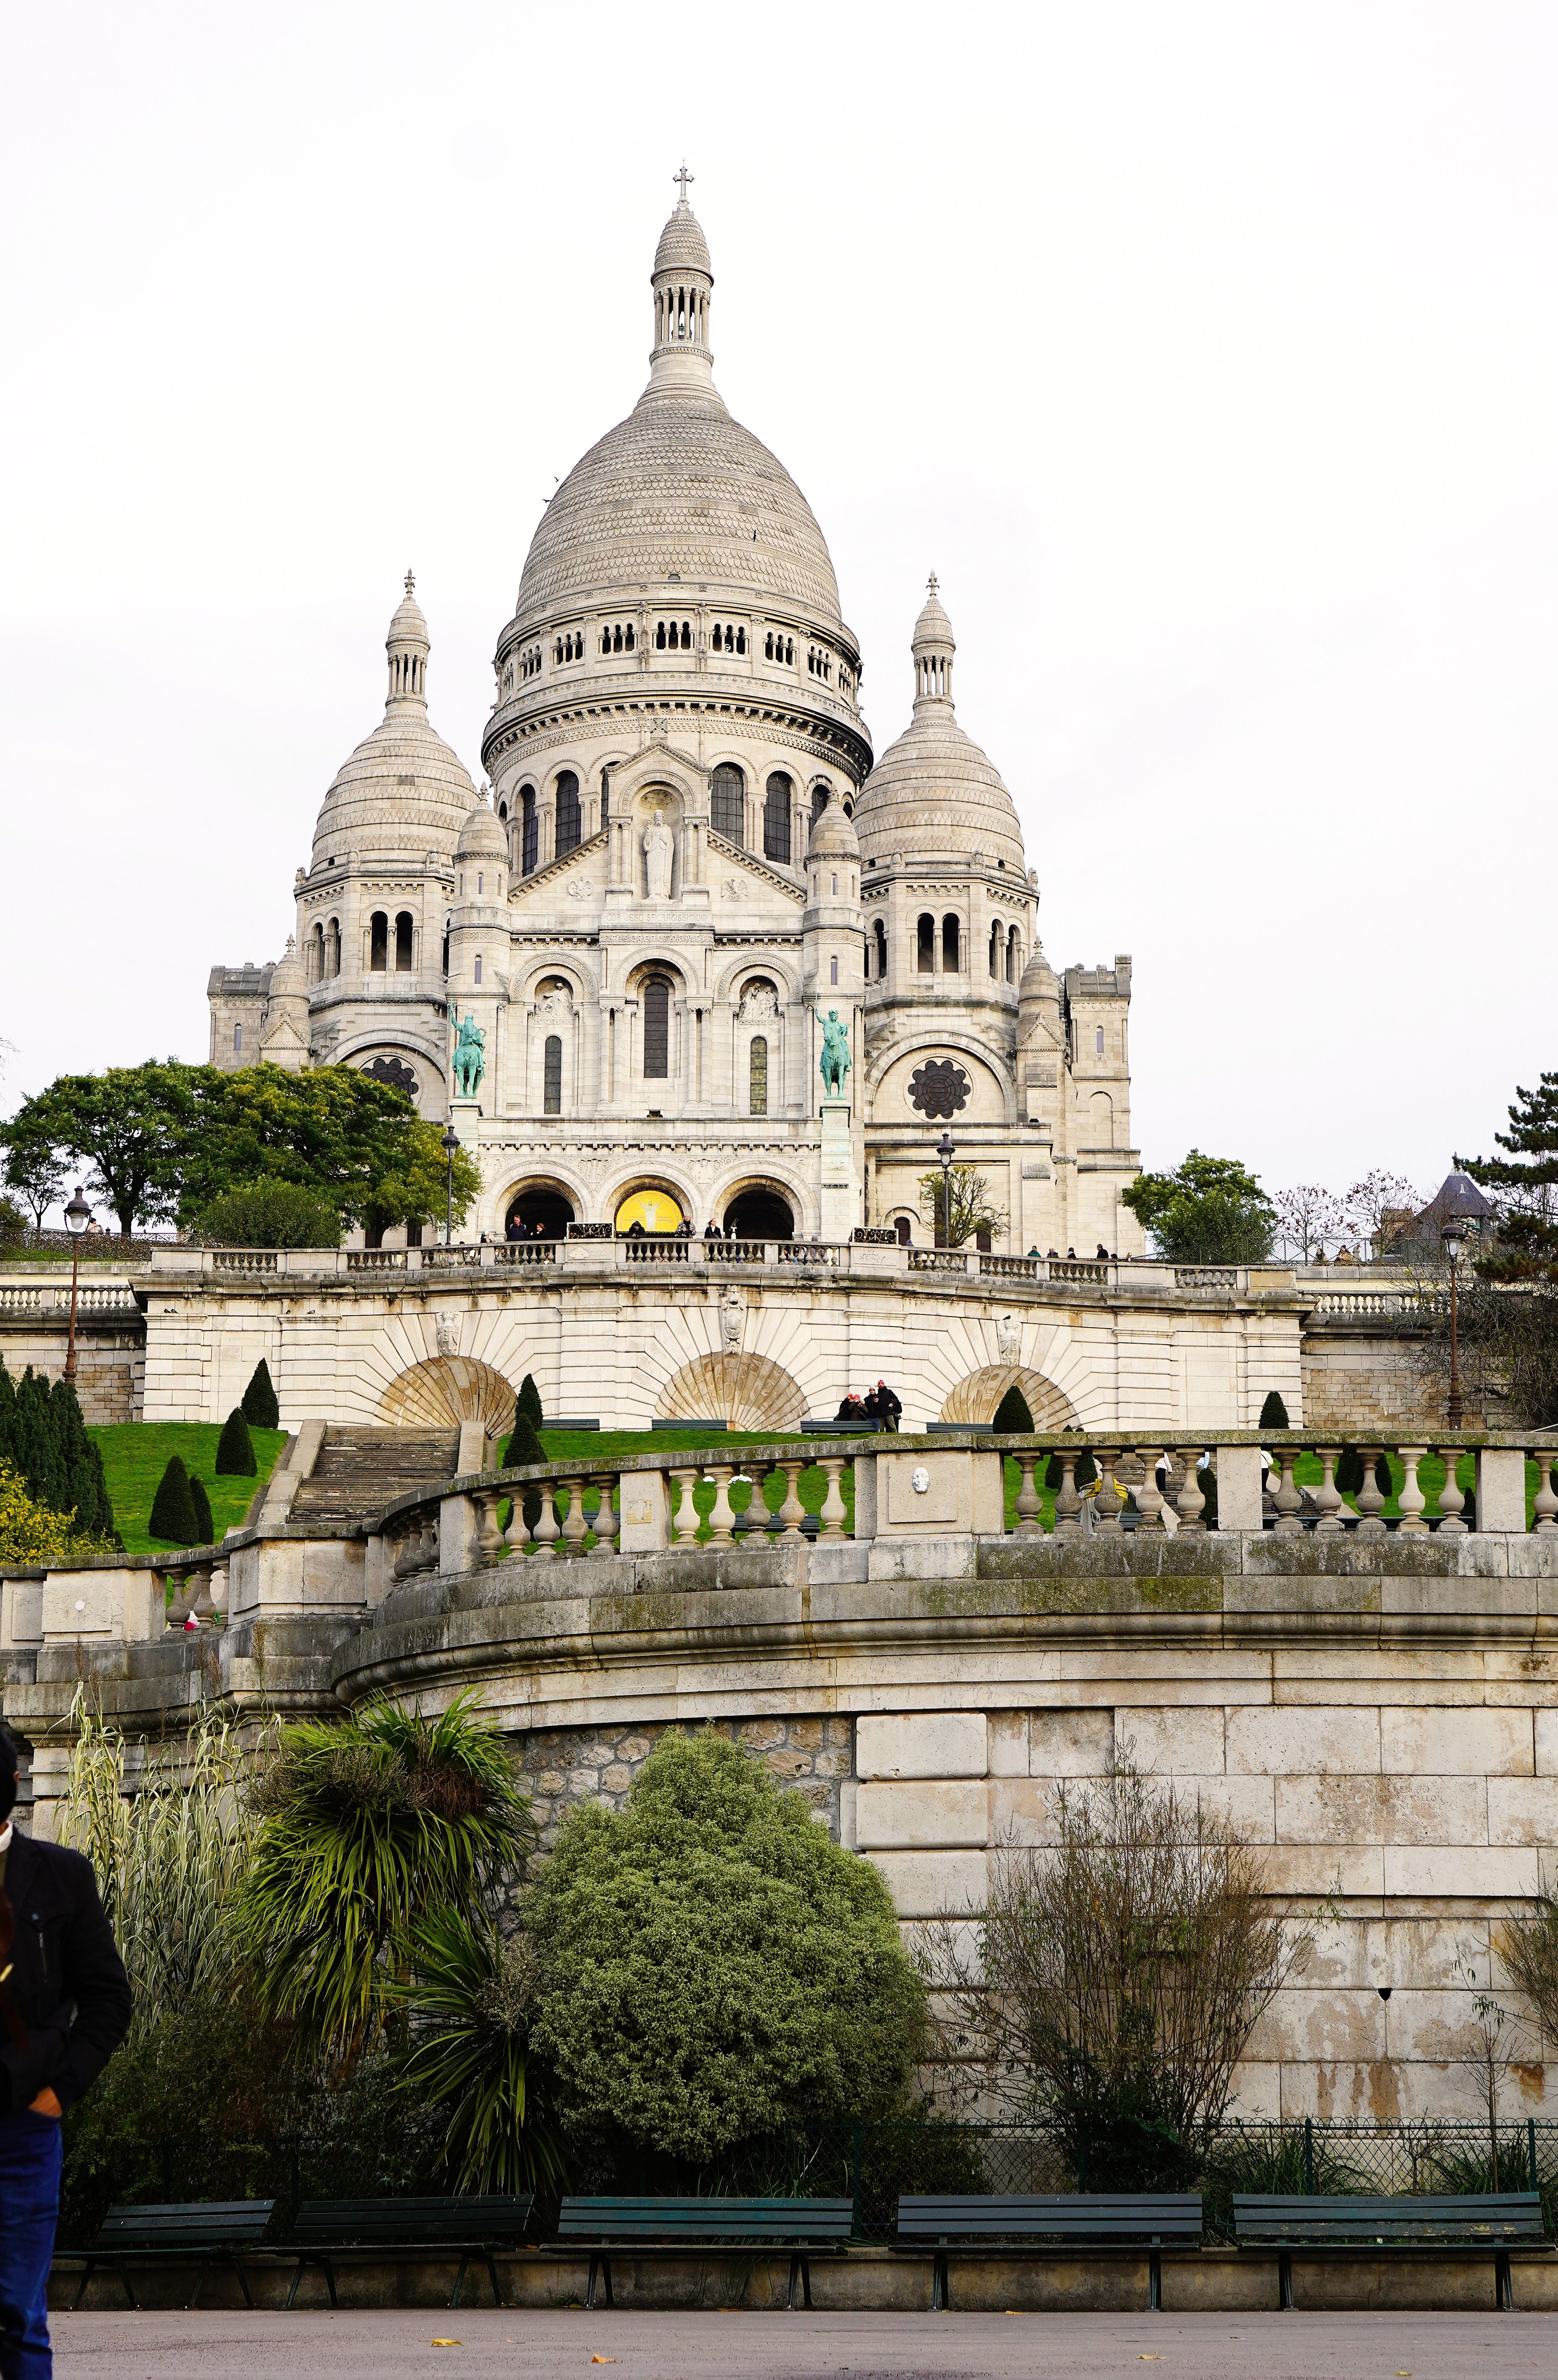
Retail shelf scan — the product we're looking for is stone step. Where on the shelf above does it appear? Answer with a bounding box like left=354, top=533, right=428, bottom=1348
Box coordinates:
left=289, top=1425, right=461, bottom=1525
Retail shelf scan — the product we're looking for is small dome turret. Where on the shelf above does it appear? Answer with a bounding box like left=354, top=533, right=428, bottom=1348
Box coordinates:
left=310, top=576, right=476, bottom=872
left=456, top=787, right=509, bottom=865
left=807, top=790, right=860, bottom=860
left=855, top=577, right=1025, bottom=874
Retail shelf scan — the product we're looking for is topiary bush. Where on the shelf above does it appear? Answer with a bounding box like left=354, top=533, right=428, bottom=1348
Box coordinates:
left=525, top=1729, right=926, bottom=2165
left=189, top=1474, right=214, bottom=1545
left=503, top=1408, right=545, bottom=1534
left=241, top=1359, right=279, bottom=1431
left=992, top=1384, right=1034, bottom=1431
left=1257, top=1390, right=1290, bottom=1431
left=516, top=1374, right=544, bottom=1431
left=148, top=1454, right=199, bottom=1545
left=214, top=1407, right=256, bottom=1477
left=197, top=1180, right=342, bottom=1250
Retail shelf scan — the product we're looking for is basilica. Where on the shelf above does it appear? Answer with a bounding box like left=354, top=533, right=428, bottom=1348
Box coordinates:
left=208, top=183, right=1143, bottom=1257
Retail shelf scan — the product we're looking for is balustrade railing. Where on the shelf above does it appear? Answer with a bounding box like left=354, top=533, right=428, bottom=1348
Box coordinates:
left=211, top=1249, right=278, bottom=1273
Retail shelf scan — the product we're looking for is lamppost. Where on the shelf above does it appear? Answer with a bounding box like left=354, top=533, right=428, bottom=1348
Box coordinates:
left=62, top=1184, right=91, bottom=1385
left=442, top=1123, right=460, bottom=1247
left=936, top=1129, right=956, bottom=1249
left=1442, top=1215, right=1469, bottom=1428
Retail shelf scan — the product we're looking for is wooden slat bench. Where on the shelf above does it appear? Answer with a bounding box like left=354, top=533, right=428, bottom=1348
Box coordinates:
left=897, top=2192, right=1204, bottom=2311
left=556, top=2195, right=855, bottom=2310
left=1232, top=2191, right=1545, bottom=2310
left=283, top=2193, right=533, bottom=2309
left=70, top=2199, right=276, bottom=2309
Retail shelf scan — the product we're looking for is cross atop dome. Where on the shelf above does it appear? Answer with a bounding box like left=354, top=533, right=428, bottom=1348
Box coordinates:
left=674, top=163, right=694, bottom=204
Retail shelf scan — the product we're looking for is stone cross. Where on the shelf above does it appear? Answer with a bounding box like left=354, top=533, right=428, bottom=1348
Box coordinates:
left=674, top=164, right=694, bottom=203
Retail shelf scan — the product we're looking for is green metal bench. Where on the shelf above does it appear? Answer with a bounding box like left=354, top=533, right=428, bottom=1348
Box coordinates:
left=556, top=2195, right=855, bottom=2309
left=70, top=2200, right=276, bottom=2309
left=284, top=2193, right=533, bottom=2309
left=897, top=2192, right=1204, bottom=2311
left=1232, top=2191, right=1545, bottom=2310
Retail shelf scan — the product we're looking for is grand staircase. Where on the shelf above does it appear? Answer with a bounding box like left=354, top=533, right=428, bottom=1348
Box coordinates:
left=287, top=1426, right=463, bottom=1528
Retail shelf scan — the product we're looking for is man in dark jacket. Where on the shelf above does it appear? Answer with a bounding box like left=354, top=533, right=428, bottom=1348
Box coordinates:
left=0, top=1724, right=132, bottom=2380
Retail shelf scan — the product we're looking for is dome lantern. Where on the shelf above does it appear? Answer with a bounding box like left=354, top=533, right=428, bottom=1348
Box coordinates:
left=386, top=569, right=430, bottom=708
left=645, top=165, right=717, bottom=402
left=912, top=572, right=955, bottom=709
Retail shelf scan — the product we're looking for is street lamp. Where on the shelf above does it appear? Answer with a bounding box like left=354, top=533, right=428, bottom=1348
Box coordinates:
left=1442, top=1215, right=1470, bottom=1428
left=935, top=1129, right=956, bottom=1250
left=441, top=1123, right=460, bottom=1247
left=62, top=1185, right=91, bottom=1386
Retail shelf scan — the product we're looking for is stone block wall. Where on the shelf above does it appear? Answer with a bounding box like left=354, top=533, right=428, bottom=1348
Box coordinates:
left=0, top=1316, right=143, bottom=1424
left=1301, top=1322, right=1461, bottom=1433
left=512, top=1713, right=856, bottom=1850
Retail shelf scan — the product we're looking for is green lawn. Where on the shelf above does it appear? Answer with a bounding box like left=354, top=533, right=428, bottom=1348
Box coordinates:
left=90, top=1423, right=289, bottom=1556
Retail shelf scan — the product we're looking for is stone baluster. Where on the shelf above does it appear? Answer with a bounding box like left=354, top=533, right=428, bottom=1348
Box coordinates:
left=391, top=1525, right=417, bottom=1580
left=473, top=1490, right=504, bottom=1561
left=1435, top=1448, right=1467, bottom=1533
left=559, top=1478, right=590, bottom=1554
left=207, top=1562, right=229, bottom=1625
left=503, top=1486, right=533, bottom=1557
left=818, top=1458, right=849, bottom=1538
left=1132, top=1451, right=1165, bottom=1533
left=421, top=1513, right=441, bottom=1573
left=1313, top=1447, right=1345, bottom=1534
left=729, top=1471, right=757, bottom=1537
left=165, top=1569, right=192, bottom=1628
left=1093, top=1449, right=1123, bottom=1535
left=186, top=1566, right=217, bottom=1625
left=705, top=1466, right=737, bottom=1544
left=774, top=1460, right=807, bottom=1540
left=1052, top=1451, right=1083, bottom=1538
left=1534, top=1452, right=1558, bottom=1535
left=668, top=1467, right=702, bottom=1545
left=1272, top=1449, right=1304, bottom=1535
left=1354, top=1448, right=1387, bottom=1535
left=1397, top=1447, right=1430, bottom=1535
left=1013, top=1456, right=1042, bottom=1535
left=1175, top=1451, right=1207, bottom=1533
left=531, top=1477, right=562, bottom=1559
left=591, top=1471, right=621, bottom=1553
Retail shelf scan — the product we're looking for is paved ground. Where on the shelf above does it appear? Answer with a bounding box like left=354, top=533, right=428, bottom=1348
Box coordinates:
left=44, top=2308, right=1558, bottom=2380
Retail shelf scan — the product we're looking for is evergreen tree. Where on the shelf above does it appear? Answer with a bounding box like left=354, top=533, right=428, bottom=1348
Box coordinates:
left=1335, top=1446, right=1364, bottom=1496
left=0, top=1358, right=15, bottom=1467
left=503, top=1407, right=545, bottom=1533
left=1045, top=1444, right=1097, bottom=1491
left=14, top=1370, right=62, bottom=1510
left=1258, top=1390, right=1290, bottom=1430
left=149, top=1454, right=199, bottom=1545
left=214, top=1407, right=257, bottom=1476
left=189, top=1475, right=215, bottom=1545
left=241, top=1358, right=280, bottom=1431
left=517, top=1374, right=544, bottom=1431
left=992, top=1384, right=1034, bottom=1431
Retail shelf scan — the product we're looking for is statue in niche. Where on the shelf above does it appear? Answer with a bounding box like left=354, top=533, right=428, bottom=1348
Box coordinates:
left=997, top=1312, right=1020, bottom=1364
left=451, top=1012, right=485, bottom=1097
left=642, top=809, right=674, bottom=900
left=536, top=978, right=573, bottom=1016
left=721, top=1287, right=745, bottom=1352
left=814, top=1007, right=851, bottom=1096
left=435, top=1312, right=460, bottom=1359
left=738, top=980, right=778, bottom=1022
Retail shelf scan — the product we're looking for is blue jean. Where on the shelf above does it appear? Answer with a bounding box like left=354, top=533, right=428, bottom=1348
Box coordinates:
left=0, top=2112, right=62, bottom=2380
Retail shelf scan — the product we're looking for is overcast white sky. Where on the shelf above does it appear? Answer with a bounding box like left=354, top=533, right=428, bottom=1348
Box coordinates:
left=3, top=2, right=1554, bottom=1211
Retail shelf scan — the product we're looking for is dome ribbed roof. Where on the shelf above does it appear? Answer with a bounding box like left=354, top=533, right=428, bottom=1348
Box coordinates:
left=654, top=199, right=712, bottom=278
left=513, top=398, right=845, bottom=629
left=807, top=791, right=860, bottom=858
left=856, top=584, right=1025, bottom=871
left=310, top=583, right=477, bottom=870
left=456, top=791, right=509, bottom=863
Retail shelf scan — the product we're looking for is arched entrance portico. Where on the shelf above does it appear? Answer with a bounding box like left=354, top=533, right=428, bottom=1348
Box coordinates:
left=380, top=1356, right=517, bottom=1434
left=939, top=1364, right=1079, bottom=1430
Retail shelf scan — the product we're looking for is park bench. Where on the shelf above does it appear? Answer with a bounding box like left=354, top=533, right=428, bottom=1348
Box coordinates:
left=896, top=2192, right=1204, bottom=2311
left=69, top=2199, right=276, bottom=2309
left=1232, top=2191, right=1545, bottom=2310
left=283, top=2193, right=533, bottom=2308
left=557, top=2195, right=855, bottom=2309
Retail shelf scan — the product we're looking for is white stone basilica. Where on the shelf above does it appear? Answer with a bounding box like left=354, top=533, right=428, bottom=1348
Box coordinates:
left=209, top=184, right=1143, bottom=1257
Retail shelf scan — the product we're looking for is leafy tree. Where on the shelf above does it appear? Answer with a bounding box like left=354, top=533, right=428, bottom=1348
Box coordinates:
left=232, top=1693, right=535, bottom=2068
left=214, top=1407, right=256, bottom=1477
left=525, top=1730, right=926, bottom=2163
left=196, top=1180, right=342, bottom=1249
left=992, top=1384, right=1034, bottom=1431
left=1462, top=1075, right=1558, bottom=1283
left=0, top=1195, right=26, bottom=1252
left=1122, top=1150, right=1276, bottom=1265
left=241, top=1359, right=280, bottom=1431
left=189, top=1475, right=215, bottom=1545
left=395, top=1912, right=563, bottom=2194
left=916, top=1163, right=1008, bottom=1250
left=0, top=1111, right=65, bottom=1235
left=5, top=1064, right=217, bottom=1239
left=0, top=1462, right=118, bottom=1563
left=1257, top=1390, right=1290, bottom=1430
left=0, top=1362, right=113, bottom=1538
left=148, top=1454, right=199, bottom=1545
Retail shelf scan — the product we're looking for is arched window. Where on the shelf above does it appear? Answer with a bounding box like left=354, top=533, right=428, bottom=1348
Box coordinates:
left=942, top=913, right=961, bottom=972
left=234, top=1024, right=242, bottom=1053
left=642, top=977, right=670, bottom=1079
left=555, top=770, right=581, bottom=856
left=917, top=913, right=935, bottom=974
left=764, top=772, right=792, bottom=863
left=520, top=786, right=538, bottom=875
left=395, top=912, right=413, bottom=971
left=600, top=766, right=611, bottom=829
left=680, top=620, right=692, bottom=650
left=810, top=783, right=828, bottom=830
left=310, top=922, right=325, bottom=982
left=894, top=1214, right=912, bottom=1246
left=710, top=763, right=745, bottom=845
left=370, top=911, right=388, bottom=971
left=656, top=621, right=667, bottom=649
left=441, top=926, right=449, bottom=975
left=1007, top=924, right=1020, bottom=983
left=749, top=1035, right=768, bottom=1116
left=874, top=919, right=888, bottom=979
left=543, top=1034, right=563, bottom=1115
left=989, top=921, right=1001, bottom=978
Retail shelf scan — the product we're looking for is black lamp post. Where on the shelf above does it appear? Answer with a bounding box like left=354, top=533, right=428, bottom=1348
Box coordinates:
left=1442, top=1215, right=1469, bottom=1427
left=442, top=1123, right=460, bottom=1247
left=62, top=1184, right=91, bottom=1385
left=936, top=1129, right=956, bottom=1249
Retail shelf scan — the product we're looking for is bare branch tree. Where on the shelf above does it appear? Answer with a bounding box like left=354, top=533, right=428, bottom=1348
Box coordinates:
left=1273, top=1184, right=1343, bottom=1264
left=1343, top=1170, right=1424, bottom=1259
left=917, top=1163, right=1008, bottom=1250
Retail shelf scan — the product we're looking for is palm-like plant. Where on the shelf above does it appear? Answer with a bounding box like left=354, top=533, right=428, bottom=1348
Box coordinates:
left=232, top=1693, right=534, bottom=2069
left=396, top=1911, right=565, bottom=2192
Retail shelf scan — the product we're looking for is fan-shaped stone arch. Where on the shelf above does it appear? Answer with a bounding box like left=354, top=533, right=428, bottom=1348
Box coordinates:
left=656, top=1353, right=806, bottom=1432
left=380, top=1356, right=516, bottom=1434
left=939, top=1364, right=1079, bottom=1429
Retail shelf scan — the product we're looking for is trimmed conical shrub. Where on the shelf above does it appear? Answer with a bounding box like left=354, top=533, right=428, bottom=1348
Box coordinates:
left=504, top=1407, right=545, bottom=1534
left=241, top=1359, right=279, bottom=1431
left=992, top=1384, right=1034, bottom=1431
left=1335, top=1446, right=1364, bottom=1496
left=1045, top=1444, right=1097, bottom=1491
left=214, top=1407, right=257, bottom=1477
left=517, top=1374, right=544, bottom=1431
left=149, top=1454, right=199, bottom=1545
left=1374, top=1450, right=1394, bottom=1498
left=189, top=1474, right=214, bottom=1545
left=1258, top=1389, right=1290, bottom=1430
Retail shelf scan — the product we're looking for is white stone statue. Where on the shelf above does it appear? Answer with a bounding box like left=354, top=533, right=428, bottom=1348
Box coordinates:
left=738, top=980, right=779, bottom=1022
left=721, top=1287, right=745, bottom=1352
left=997, top=1312, right=1020, bottom=1364
left=436, top=1312, right=460, bottom=1359
left=642, top=809, right=673, bottom=899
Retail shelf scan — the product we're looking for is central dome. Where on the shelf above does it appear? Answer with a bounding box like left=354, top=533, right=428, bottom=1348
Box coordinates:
left=510, top=193, right=846, bottom=635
